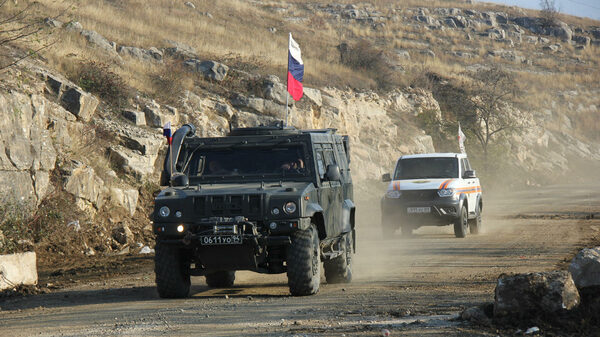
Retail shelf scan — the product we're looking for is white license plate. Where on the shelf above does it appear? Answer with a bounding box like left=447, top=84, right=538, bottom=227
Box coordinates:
left=407, top=207, right=431, bottom=214
left=200, top=235, right=243, bottom=245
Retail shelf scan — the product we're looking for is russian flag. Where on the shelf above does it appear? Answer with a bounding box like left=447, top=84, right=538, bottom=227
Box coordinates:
left=287, top=33, right=304, bottom=101
left=163, top=122, right=172, bottom=145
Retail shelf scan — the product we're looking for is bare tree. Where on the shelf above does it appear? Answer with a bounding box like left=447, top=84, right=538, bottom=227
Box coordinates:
left=539, top=0, right=560, bottom=28
left=0, top=0, right=57, bottom=71
left=458, top=66, right=526, bottom=170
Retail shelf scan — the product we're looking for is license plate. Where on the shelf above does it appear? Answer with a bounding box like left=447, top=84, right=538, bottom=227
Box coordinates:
left=199, top=235, right=243, bottom=245
left=407, top=207, right=431, bottom=214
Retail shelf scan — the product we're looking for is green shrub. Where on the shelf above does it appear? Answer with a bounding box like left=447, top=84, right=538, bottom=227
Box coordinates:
left=75, top=61, right=131, bottom=107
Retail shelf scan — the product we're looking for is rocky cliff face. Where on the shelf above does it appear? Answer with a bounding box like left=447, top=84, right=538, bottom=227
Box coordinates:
left=1, top=59, right=598, bottom=216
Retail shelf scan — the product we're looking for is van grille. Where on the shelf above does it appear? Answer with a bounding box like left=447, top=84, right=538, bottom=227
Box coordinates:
left=400, top=190, right=438, bottom=201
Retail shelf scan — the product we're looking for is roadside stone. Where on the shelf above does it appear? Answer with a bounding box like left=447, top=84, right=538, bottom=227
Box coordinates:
left=184, top=1, right=195, bottom=9
left=110, top=187, right=139, bottom=216
left=64, top=165, right=105, bottom=208
left=163, top=40, right=197, bottom=59
left=0, top=252, right=38, bottom=291
left=112, top=224, right=134, bottom=245
left=261, top=75, right=291, bottom=105
left=60, top=87, right=99, bottom=122
left=108, top=145, right=158, bottom=179
left=64, top=21, right=83, bottom=31
left=122, top=109, right=146, bottom=126
left=461, top=305, right=492, bottom=325
left=184, top=59, right=229, bottom=81
left=494, top=271, right=580, bottom=317
left=44, top=17, right=63, bottom=28
left=147, top=47, right=163, bottom=61
left=214, top=102, right=234, bottom=118
left=543, top=44, right=561, bottom=52
left=143, top=103, right=170, bottom=128
left=572, top=35, right=591, bottom=46
left=302, top=87, right=323, bottom=107
left=569, top=247, right=600, bottom=289
left=117, top=46, right=160, bottom=62
left=80, top=30, right=117, bottom=54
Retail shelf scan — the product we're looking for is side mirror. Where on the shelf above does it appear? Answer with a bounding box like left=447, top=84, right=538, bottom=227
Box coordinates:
left=463, top=170, right=476, bottom=179
left=382, top=173, right=391, bottom=182
left=170, top=173, right=189, bottom=187
left=325, top=164, right=341, bottom=181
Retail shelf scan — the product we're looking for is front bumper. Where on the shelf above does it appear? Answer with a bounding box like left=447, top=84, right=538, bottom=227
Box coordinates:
left=153, top=217, right=312, bottom=274
left=381, top=196, right=461, bottom=226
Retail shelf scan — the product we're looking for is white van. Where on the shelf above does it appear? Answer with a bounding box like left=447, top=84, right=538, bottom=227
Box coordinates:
left=381, top=153, right=482, bottom=238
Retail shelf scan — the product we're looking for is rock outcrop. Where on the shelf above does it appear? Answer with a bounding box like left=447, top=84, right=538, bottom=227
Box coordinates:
left=494, top=271, right=580, bottom=317
left=569, top=247, right=600, bottom=289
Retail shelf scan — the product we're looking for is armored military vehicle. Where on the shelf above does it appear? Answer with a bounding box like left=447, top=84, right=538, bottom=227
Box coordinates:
left=153, top=124, right=355, bottom=297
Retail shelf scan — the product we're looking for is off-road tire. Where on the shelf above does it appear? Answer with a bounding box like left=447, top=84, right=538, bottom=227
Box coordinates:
left=469, top=203, right=482, bottom=234
left=324, top=231, right=353, bottom=284
left=453, top=205, right=469, bottom=238
left=205, top=271, right=236, bottom=288
left=287, top=224, right=321, bottom=296
left=154, top=242, right=191, bottom=298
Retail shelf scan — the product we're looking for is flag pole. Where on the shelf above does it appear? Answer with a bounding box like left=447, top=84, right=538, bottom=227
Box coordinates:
left=285, top=33, right=290, bottom=127
left=170, top=140, right=173, bottom=179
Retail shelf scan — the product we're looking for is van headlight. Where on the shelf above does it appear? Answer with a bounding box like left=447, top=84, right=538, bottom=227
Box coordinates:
left=283, top=202, right=297, bottom=214
left=386, top=190, right=402, bottom=198
left=159, top=206, right=170, bottom=217
left=437, top=189, right=455, bottom=197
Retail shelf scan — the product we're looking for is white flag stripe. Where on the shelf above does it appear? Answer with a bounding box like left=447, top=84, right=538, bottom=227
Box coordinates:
left=458, top=123, right=466, bottom=154
left=289, top=33, right=303, bottom=65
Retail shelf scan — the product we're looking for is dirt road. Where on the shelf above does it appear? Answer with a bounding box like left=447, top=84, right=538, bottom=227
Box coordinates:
left=1, top=183, right=599, bottom=336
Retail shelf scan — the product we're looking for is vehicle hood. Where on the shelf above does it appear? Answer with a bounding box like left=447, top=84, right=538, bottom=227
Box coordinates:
left=157, top=181, right=313, bottom=198
left=386, top=178, right=456, bottom=192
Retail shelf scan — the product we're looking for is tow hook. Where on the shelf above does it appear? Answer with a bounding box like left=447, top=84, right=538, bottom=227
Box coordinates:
left=183, top=231, right=193, bottom=245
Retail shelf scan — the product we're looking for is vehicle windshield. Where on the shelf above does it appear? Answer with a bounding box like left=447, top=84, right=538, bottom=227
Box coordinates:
left=394, top=157, right=458, bottom=180
left=182, top=145, right=309, bottom=180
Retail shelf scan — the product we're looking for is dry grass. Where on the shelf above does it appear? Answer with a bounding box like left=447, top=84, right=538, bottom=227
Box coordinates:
left=4, top=0, right=596, bottom=136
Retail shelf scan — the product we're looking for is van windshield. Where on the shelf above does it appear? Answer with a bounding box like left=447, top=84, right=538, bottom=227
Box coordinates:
left=394, top=157, right=458, bottom=180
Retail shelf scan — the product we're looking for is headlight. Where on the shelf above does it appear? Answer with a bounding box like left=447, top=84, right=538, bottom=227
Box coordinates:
left=175, top=211, right=182, bottom=218
left=159, top=206, right=170, bottom=217
left=271, top=207, right=280, bottom=215
left=437, top=188, right=455, bottom=197
left=386, top=190, right=402, bottom=198
left=283, top=201, right=297, bottom=214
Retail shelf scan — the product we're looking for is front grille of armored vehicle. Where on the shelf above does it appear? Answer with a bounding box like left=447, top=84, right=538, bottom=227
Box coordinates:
left=194, top=195, right=263, bottom=217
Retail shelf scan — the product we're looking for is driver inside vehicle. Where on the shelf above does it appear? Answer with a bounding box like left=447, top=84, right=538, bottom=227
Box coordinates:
left=280, top=158, right=305, bottom=173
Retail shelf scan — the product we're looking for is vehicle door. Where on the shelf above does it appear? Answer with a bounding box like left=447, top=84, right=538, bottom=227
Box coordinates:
left=317, top=143, right=343, bottom=236
left=461, top=158, right=477, bottom=214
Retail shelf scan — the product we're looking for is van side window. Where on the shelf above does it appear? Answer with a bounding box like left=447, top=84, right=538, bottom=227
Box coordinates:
left=460, top=159, right=466, bottom=176
left=464, top=158, right=472, bottom=171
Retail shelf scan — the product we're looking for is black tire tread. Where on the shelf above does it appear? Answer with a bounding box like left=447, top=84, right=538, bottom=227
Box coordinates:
left=154, top=243, right=191, bottom=298
left=453, top=205, right=469, bottom=238
left=469, top=204, right=482, bottom=234
left=324, top=233, right=353, bottom=284
left=287, top=225, right=320, bottom=296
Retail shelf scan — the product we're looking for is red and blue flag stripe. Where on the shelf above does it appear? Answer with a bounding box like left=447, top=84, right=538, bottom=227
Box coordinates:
left=287, top=33, right=304, bottom=101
